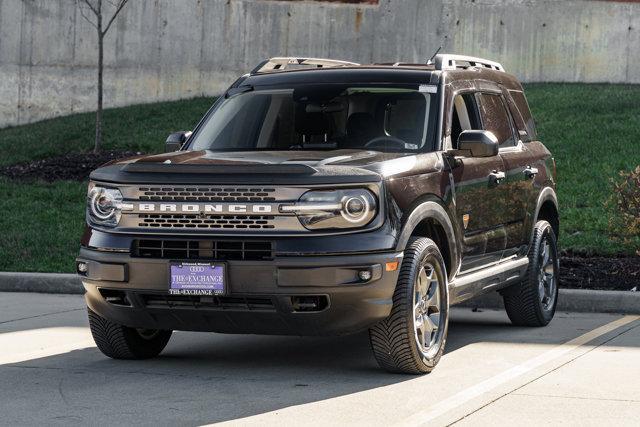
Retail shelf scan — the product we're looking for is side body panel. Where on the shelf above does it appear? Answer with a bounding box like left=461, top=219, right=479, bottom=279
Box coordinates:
left=388, top=69, right=557, bottom=304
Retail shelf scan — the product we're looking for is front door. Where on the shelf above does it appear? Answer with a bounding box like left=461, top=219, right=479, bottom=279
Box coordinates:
left=451, top=155, right=508, bottom=272
left=448, top=92, right=508, bottom=273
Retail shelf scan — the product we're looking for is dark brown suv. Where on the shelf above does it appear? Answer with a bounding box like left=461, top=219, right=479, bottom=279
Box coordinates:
left=78, top=54, right=559, bottom=374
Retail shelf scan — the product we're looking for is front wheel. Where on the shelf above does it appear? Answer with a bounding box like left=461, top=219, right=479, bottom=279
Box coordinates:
left=88, top=308, right=172, bottom=359
left=369, top=237, right=449, bottom=374
left=502, top=220, right=559, bottom=326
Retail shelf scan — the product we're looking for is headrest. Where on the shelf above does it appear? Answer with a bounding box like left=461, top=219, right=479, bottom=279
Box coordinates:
left=295, top=105, right=332, bottom=135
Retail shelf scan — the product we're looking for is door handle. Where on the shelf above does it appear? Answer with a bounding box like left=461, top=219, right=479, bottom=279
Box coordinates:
left=523, top=166, right=539, bottom=179
left=489, top=170, right=506, bottom=184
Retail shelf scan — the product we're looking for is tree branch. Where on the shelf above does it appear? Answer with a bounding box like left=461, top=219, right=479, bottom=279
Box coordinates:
left=102, top=0, right=129, bottom=36
left=77, top=2, right=98, bottom=30
left=80, top=0, right=99, bottom=16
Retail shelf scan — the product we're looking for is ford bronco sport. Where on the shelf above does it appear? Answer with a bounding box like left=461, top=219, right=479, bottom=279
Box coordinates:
left=78, top=55, right=559, bottom=374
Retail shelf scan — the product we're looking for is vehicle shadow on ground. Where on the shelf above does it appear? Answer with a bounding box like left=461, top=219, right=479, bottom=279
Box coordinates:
left=1, top=307, right=630, bottom=425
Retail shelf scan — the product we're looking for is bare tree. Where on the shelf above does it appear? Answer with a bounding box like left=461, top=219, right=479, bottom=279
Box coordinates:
left=77, top=0, right=130, bottom=152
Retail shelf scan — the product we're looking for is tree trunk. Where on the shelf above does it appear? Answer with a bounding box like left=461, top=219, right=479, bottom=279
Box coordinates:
left=94, top=0, right=103, bottom=153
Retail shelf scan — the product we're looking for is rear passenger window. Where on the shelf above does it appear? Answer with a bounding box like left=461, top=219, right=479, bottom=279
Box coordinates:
left=509, top=90, right=537, bottom=140
left=477, top=93, right=517, bottom=148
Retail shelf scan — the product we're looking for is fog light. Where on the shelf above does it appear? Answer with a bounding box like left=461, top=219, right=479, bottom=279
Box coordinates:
left=77, top=262, right=88, bottom=274
left=358, top=270, right=372, bottom=281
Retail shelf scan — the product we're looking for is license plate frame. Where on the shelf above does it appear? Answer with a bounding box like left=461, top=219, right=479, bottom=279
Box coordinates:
left=168, top=261, right=227, bottom=296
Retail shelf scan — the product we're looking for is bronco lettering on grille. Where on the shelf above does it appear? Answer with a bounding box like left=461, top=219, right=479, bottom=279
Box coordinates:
left=127, top=203, right=274, bottom=214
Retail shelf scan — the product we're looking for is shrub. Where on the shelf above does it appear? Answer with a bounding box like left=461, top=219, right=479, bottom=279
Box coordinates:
left=608, top=166, right=640, bottom=254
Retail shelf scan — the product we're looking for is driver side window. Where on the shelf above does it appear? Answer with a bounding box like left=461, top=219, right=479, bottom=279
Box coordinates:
left=451, top=93, right=481, bottom=148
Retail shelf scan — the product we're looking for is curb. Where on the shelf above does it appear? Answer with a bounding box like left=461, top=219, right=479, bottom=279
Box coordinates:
left=0, top=272, right=83, bottom=295
left=1, top=272, right=639, bottom=315
left=459, top=288, right=640, bottom=315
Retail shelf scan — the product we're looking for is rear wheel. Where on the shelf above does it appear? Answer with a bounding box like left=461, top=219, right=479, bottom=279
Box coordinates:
left=88, top=308, right=172, bottom=359
left=502, top=220, right=559, bottom=326
left=369, top=237, right=449, bottom=374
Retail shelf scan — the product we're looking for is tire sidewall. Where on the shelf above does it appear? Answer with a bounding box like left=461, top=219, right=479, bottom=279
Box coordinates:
left=401, top=239, right=450, bottom=371
left=530, top=221, right=559, bottom=324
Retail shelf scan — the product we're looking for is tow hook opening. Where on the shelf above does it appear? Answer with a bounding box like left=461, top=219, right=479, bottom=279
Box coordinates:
left=290, top=295, right=329, bottom=312
left=99, top=289, right=131, bottom=306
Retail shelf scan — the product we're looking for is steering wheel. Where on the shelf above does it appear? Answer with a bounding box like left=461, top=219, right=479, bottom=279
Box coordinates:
left=364, top=136, right=407, bottom=150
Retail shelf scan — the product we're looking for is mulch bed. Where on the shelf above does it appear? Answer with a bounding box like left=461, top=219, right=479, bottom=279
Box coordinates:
left=560, top=252, right=639, bottom=291
left=1, top=152, right=638, bottom=291
left=0, top=151, right=142, bottom=182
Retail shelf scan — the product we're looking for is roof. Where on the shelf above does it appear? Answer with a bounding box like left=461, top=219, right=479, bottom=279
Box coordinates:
left=242, top=66, right=440, bottom=87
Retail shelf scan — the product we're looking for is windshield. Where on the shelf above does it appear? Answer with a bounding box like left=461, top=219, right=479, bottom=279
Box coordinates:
left=188, top=85, right=437, bottom=153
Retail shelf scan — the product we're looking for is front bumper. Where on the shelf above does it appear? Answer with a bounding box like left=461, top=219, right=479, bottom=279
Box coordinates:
left=78, top=247, right=403, bottom=336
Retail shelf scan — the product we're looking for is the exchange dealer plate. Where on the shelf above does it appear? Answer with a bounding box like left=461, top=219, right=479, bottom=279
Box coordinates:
left=169, top=262, right=225, bottom=296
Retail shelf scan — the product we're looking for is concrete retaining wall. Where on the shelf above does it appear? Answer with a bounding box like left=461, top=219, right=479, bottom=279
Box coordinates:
left=1, top=0, right=639, bottom=127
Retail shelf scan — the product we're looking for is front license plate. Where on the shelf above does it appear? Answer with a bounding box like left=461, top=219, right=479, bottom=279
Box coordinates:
left=169, top=262, right=225, bottom=296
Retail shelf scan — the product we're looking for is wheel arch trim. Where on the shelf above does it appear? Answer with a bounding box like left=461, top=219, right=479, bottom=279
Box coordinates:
left=396, top=198, right=459, bottom=280
left=532, top=187, right=559, bottom=238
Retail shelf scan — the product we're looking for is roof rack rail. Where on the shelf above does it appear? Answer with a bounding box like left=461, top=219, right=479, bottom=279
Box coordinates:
left=373, top=62, right=433, bottom=67
left=250, top=57, right=360, bottom=74
left=431, top=54, right=505, bottom=72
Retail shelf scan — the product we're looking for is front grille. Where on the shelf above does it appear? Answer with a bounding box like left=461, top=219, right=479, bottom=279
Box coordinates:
left=133, top=239, right=273, bottom=260
left=116, top=185, right=310, bottom=233
left=137, top=214, right=276, bottom=229
left=137, top=186, right=276, bottom=202
left=140, top=293, right=275, bottom=311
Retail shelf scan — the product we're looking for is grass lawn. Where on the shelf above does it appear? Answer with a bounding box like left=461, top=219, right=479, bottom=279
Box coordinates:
left=0, top=97, right=215, bottom=166
left=0, top=85, right=638, bottom=272
left=0, top=179, right=86, bottom=273
left=525, top=84, right=640, bottom=255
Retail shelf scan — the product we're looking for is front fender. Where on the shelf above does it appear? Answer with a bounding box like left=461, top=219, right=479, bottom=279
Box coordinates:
left=395, top=198, right=459, bottom=279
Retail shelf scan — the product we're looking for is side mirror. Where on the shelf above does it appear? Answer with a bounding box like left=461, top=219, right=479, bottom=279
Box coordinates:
left=165, top=131, right=191, bottom=152
left=457, top=130, right=499, bottom=157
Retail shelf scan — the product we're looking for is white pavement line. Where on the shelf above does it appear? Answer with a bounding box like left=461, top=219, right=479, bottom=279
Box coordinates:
left=0, top=328, right=95, bottom=365
left=0, top=340, right=95, bottom=365
left=398, top=315, right=640, bottom=427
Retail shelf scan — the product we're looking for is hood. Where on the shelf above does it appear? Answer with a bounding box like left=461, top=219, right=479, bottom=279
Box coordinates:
left=113, top=149, right=410, bottom=168
left=90, top=149, right=430, bottom=185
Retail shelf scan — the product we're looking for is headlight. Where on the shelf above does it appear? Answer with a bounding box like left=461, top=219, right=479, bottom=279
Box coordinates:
left=87, top=183, right=124, bottom=227
left=281, top=189, right=377, bottom=230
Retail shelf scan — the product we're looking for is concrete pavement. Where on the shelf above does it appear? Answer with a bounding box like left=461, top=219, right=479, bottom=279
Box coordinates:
left=1, top=292, right=639, bottom=426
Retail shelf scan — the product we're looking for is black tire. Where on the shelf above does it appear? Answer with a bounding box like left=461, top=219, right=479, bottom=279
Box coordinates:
left=369, top=237, right=449, bottom=374
left=88, top=308, right=172, bottom=359
left=502, top=220, right=559, bottom=327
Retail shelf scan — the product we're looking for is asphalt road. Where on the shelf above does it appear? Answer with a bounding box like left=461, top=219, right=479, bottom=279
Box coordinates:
left=1, top=292, right=639, bottom=426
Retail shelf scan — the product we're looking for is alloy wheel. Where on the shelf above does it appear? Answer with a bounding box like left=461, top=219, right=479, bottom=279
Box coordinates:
left=413, top=263, right=445, bottom=359
left=538, top=237, right=557, bottom=311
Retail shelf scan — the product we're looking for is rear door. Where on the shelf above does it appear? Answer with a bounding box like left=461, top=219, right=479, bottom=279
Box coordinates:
left=476, top=91, right=529, bottom=258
